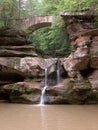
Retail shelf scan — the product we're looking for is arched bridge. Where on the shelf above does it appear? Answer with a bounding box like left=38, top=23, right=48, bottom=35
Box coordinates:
left=18, top=15, right=54, bottom=31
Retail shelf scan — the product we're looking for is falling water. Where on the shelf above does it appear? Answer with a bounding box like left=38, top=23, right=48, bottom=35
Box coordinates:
left=57, top=58, right=61, bottom=84
left=39, top=59, right=48, bottom=105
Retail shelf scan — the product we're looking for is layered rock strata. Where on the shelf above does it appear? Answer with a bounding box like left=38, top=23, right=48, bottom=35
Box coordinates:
left=44, top=12, right=98, bottom=104
left=0, top=28, right=39, bottom=102
left=0, top=12, right=98, bottom=104
left=0, top=28, right=37, bottom=57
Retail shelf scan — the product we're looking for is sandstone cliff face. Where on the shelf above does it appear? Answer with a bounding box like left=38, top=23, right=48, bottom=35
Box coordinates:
left=0, top=28, right=39, bottom=103
left=0, top=28, right=61, bottom=104
left=62, top=12, right=98, bottom=80
left=44, top=12, right=98, bottom=104
left=0, top=13, right=98, bottom=104
left=0, top=28, right=37, bottom=57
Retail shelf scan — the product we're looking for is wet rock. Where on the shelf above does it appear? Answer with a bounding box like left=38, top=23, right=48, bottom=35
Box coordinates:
left=44, top=69, right=98, bottom=104
left=0, top=57, right=60, bottom=78
left=0, top=81, right=41, bottom=104
left=45, top=79, right=92, bottom=104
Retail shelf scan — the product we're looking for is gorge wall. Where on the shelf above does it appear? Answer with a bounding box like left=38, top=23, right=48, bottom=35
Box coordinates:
left=46, top=12, right=98, bottom=104
left=0, top=12, right=98, bottom=104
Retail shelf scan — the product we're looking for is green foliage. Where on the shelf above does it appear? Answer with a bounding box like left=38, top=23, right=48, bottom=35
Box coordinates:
left=41, top=0, right=98, bottom=13
left=30, top=22, right=71, bottom=57
left=93, top=18, right=98, bottom=26
left=0, top=0, right=41, bottom=28
left=0, top=0, right=20, bottom=28
left=29, top=0, right=98, bottom=57
left=0, top=0, right=98, bottom=57
left=0, top=0, right=98, bottom=27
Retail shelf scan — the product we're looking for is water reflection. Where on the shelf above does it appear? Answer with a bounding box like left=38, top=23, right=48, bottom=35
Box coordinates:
left=0, top=103, right=98, bottom=130
left=40, top=106, right=48, bottom=130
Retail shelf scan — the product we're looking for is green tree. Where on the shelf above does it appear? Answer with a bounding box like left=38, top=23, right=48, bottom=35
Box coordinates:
left=0, top=0, right=98, bottom=57
left=0, top=0, right=40, bottom=28
left=30, top=0, right=98, bottom=57
left=0, top=0, right=22, bottom=28
left=31, top=17, right=70, bottom=57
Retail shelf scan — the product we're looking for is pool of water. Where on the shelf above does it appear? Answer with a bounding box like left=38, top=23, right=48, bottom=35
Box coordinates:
left=0, top=103, right=98, bottom=130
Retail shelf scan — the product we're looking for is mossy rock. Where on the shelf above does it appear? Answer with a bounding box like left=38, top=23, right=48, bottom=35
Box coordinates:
left=59, top=79, right=92, bottom=104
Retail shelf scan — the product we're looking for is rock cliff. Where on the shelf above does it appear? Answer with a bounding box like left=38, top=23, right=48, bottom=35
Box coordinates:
left=45, top=12, right=98, bottom=104
left=0, top=12, right=98, bottom=104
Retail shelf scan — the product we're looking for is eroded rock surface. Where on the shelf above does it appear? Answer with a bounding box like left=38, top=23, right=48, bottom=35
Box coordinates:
left=0, top=13, right=98, bottom=104
left=0, top=81, right=41, bottom=104
left=0, top=28, right=37, bottom=57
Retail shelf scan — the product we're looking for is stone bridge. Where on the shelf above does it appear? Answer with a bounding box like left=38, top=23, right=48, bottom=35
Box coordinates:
left=18, top=15, right=54, bottom=31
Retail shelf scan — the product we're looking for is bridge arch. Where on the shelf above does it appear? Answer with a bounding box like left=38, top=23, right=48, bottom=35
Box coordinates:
left=19, top=15, right=54, bottom=31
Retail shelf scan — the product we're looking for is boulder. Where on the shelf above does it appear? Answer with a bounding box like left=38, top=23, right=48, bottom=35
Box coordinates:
left=63, top=48, right=89, bottom=77
left=0, top=81, right=41, bottom=104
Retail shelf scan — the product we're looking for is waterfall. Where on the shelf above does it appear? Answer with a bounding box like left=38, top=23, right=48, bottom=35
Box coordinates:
left=39, top=59, right=48, bottom=105
left=57, top=58, right=61, bottom=84
left=39, top=58, right=61, bottom=105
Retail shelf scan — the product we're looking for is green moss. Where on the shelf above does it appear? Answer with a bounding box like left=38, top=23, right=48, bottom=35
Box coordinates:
left=11, top=85, right=19, bottom=90
left=64, top=79, right=91, bottom=91
left=85, top=94, right=98, bottom=104
left=9, top=85, right=34, bottom=103
left=61, top=79, right=92, bottom=104
left=9, top=95, right=32, bottom=104
left=74, top=79, right=91, bottom=89
left=57, top=96, right=69, bottom=104
left=64, top=80, right=74, bottom=90
left=93, top=18, right=98, bottom=27
left=24, top=78, right=33, bottom=82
